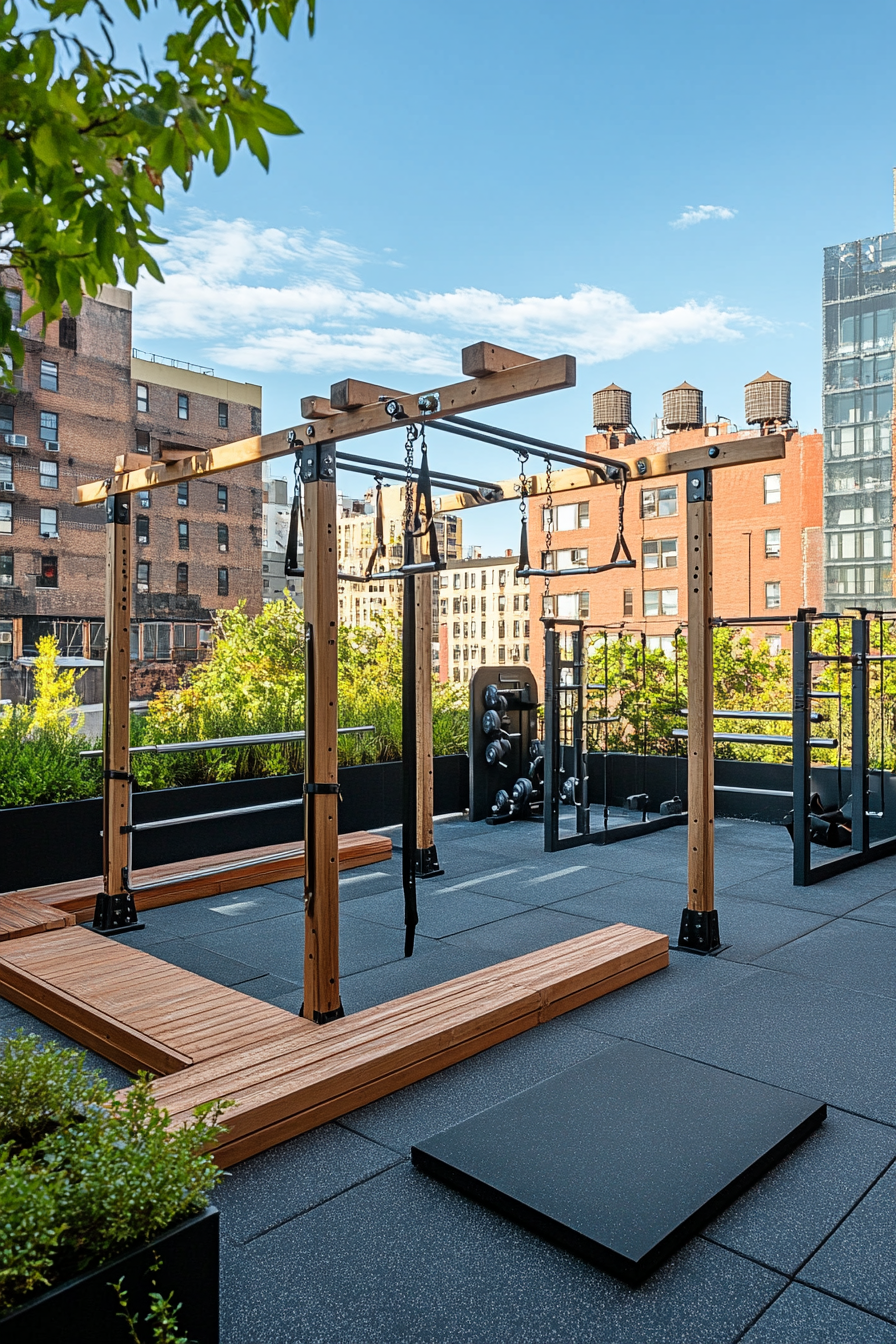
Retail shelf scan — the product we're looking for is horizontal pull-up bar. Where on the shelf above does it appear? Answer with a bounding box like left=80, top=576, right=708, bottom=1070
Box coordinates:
left=715, top=785, right=794, bottom=798
left=672, top=729, right=838, bottom=748
left=122, top=847, right=305, bottom=894
left=429, top=419, right=611, bottom=474
left=335, top=450, right=501, bottom=494
left=79, top=725, right=374, bottom=759
left=678, top=709, right=823, bottom=723
left=124, top=796, right=304, bottom=834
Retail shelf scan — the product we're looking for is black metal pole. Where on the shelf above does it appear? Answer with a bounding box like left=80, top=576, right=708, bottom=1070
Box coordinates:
left=402, top=572, right=419, bottom=955
left=791, top=616, right=811, bottom=886
left=851, top=616, right=870, bottom=855
left=573, top=627, right=589, bottom=836
left=544, top=619, right=561, bottom=852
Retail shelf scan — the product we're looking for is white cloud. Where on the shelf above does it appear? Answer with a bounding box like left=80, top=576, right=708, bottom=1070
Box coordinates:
left=670, top=204, right=737, bottom=230
left=132, top=212, right=757, bottom=377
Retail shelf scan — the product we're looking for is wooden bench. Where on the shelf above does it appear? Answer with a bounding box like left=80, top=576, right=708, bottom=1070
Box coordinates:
left=146, top=924, right=668, bottom=1166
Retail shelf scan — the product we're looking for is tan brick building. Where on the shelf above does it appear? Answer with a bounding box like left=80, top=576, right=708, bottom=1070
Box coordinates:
left=437, top=553, right=532, bottom=683
left=0, top=274, right=262, bottom=698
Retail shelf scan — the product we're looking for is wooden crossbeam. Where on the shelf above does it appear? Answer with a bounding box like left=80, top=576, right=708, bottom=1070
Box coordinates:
left=329, top=379, right=404, bottom=410
left=429, top=433, right=786, bottom=514
left=462, top=342, right=538, bottom=377
left=72, top=353, right=576, bottom=505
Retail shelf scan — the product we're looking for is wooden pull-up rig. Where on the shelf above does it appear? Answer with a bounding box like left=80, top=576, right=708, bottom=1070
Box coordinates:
left=74, top=340, right=786, bottom=1017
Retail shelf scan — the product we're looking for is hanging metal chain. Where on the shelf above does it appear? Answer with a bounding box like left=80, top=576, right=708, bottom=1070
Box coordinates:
left=543, top=457, right=553, bottom=601
left=516, top=449, right=529, bottom=521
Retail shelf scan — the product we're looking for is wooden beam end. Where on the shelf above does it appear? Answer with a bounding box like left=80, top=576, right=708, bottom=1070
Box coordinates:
left=461, top=342, right=539, bottom=378
left=300, top=396, right=340, bottom=419
left=330, top=379, right=404, bottom=411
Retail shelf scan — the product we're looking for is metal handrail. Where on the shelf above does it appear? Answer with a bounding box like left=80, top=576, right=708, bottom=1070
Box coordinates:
left=672, top=728, right=838, bottom=748
left=122, top=846, right=304, bottom=894
left=678, top=709, right=822, bottom=722
left=125, top=797, right=304, bottom=833
left=80, top=725, right=374, bottom=759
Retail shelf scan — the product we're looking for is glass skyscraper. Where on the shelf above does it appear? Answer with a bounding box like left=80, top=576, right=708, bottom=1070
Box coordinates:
left=823, top=234, right=895, bottom=609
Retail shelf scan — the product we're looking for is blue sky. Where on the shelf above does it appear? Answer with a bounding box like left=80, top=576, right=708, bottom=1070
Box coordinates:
left=127, top=0, right=896, bottom=550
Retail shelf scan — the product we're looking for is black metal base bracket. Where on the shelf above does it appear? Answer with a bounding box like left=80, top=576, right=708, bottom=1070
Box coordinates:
left=676, top=907, right=727, bottom=956
left=91, top=892, right=145, bottom=936
left=299, top=1002, right=346, bottom=1025
left=415, top=845, right=444, bottom=878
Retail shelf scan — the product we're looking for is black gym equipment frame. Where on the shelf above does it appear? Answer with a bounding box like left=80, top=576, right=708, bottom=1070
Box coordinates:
left=792, top=609, right=896, bottom=885
left=543, top=619, right=686, bottom=852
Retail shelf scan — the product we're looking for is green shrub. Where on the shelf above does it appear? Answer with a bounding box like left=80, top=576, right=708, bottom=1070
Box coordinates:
left=0, top=1033, right=228, bottom=1318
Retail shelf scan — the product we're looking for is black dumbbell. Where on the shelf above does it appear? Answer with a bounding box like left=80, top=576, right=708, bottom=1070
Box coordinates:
left=560, top=777, right=577, bottom=806
left=485, top=735, right=511, bottom=765
left=483, top=684, right=507, bottom=712
left=529, top=739, right=545, bottom=761
left=511, top=776, right=533, bottom=807
left=491, top=789, right=512, bottom=815
left=481, top=708, right=502, bottom=736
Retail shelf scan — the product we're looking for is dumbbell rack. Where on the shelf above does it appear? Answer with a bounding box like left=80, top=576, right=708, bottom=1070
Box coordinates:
left=468, top=665, right=540, bottom=823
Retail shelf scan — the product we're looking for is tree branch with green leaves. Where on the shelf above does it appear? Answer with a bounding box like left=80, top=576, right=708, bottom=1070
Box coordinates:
left=0, top=0, right=314, bottom=380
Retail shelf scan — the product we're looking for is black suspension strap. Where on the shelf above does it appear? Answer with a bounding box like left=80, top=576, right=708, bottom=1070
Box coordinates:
left=363, top=477, right=386, bottom=579
left=285, top=444, right=304, bottom=578
left=400, top=420, right=419, bottom=956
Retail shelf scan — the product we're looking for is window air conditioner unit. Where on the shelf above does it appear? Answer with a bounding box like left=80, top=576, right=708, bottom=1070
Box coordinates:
left=4, top=434, right=27, bottom=448
left=0, top=632, right=12, bottom=644
left=44, top=441, right=60, bottom=452
left=0, top=482, right=13, bottom=492
left=218, top=544, right=227, bottom=552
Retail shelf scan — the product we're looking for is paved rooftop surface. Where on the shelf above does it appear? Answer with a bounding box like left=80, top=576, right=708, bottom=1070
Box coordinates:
left=6, top=814, right=896, bottom=1342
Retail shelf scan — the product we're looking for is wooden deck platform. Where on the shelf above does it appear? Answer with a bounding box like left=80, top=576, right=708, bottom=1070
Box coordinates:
left=3, top=830, right=392, bottom=927
left=0, top=921, right=668, bottom=1165
left=0, top=926, right=314, bottom=1074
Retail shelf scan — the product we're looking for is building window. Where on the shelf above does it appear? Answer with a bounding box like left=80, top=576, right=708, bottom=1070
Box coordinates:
left=765, top=581, right=781, bottom=609
left=453, top=573, right=461, bottom=588
left=136, top=515, right=149, bottom=544
left=453, top=622, right=461, bottom=637
left=136, top=560, right=150, bottom=592
left=178, top=521, right=189, bottom=549
left=764, top=474, right=781, bottom=505
left=513, top=620, right=520, bottom=637
left=217, top=567, right=229, bottom=596
left=623, top=587, right=633, bottom=616
left=176, top=562, right=188, bottom=595
left=480, top=620, right=486, bottom=638
left=37, top=555, right=58, bottom=588
left=39, top=412, right=58, bottom=442
left=137, top=490, right=151, bottom=508
left=0, top=502, right=11, bottom=534
left=0, top=454, right=11, bottom=489
left=644, top=588, right=678, bottom=617
left=130, top=625, right=140, bottom=659
left=217, top=523, right=229, bottom=552
left=218, top=402, right=229, bottom=428
left=542, top=501, right=589, bottom=530
left=250, top=406, right=261, bottom=435
left=765, top=528, right=781, bottom=558
left=498, top=569, right=506, bottom=586
left=0, top=405, right=13, bottom=435
left=136, top=430, right=150, bottom=454
left=542, top=548, right=589, bottom=571
left=498, top=620, right=505, bottom=639
left=217, top=485, right=228, bottom=512
left=136, top=384, right=149, bottom=413
left=39, top=360, right=58, bottom=392
left=143, top=623, right=171, bottom=660
left=58, top=316, right=77, bottom=350
left=174, top=624, right=198, bottom=654
left=767, top=635, right=782, bottom=656
left=0, top=553, right=12, bottom=586
left=177, top=482, right=189, bottom=507
left=177, top=393, right=189, bottom=420
left=4, top=289, right=22, bottom=327
left=641, top=486, right=678, bottom=519
left=643, top=538, right=677, bottom=569
left=39, top=507, right=58, bottom=538
left=39, top=460, right=58, bottom=489
left=498, top=646, right=506, bottom=664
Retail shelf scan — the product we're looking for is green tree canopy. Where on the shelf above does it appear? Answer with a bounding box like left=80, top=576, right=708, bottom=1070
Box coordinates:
left=0, top=0, right=314, bottom=378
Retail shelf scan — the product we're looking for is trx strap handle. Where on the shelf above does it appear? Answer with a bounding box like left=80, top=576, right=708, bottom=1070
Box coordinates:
left=285, top=448, right=303, bottom=577
left=411, top=442, right=442, bottom=570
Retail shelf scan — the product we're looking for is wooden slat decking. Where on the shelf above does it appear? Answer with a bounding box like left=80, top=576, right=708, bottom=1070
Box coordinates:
left=149, top=924, right=669, bottom=1165
left=5, top=830, right=392, bottom=924
left=0, top=920, right=668, bottom=1167
left=0, top=894, right=76, bottom=941
left=0, top=926, right=314, bottom=1074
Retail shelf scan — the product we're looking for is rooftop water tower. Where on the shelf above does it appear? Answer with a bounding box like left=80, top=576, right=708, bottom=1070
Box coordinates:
left=592, top=383, right=632, bottom=431
left=744, top=372, right=791, bottom=427
left=662, top=381, right=703, bottom=431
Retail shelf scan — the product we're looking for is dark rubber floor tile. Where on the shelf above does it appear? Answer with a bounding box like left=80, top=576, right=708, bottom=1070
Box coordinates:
left=724, top=862, right=896, bottom=917
left=740, top=1284, right=896, bottom=1343
left=631, top=968, right=896, bottom=1124
left=757, top=917, right=896, bottom=999
left=223, top=1164, right=784, bottom=1344
left=444, top=906, right=609, bottom=960
left=799, top=1162, right=896, bottom=1322
left=344, top=886, right=534, bottom=938
left=703, top=1107, right=896, bottom=1275
left=143, top=936, right=273, bottom=988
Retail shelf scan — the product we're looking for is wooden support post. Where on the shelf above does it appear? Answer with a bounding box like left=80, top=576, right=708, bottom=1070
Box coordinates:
left=93, top=494, right=143, bottom=934
left=415, top=573, right=442, bottom=877
left=301, top=443, right=344, bottom=1024
left=677, top=469, right=722, bottom=953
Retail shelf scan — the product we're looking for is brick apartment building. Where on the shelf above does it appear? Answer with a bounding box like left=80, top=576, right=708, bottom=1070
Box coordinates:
left=524, top=377, right=824, bottom=688
left=0, top=273, right=262, bottom=699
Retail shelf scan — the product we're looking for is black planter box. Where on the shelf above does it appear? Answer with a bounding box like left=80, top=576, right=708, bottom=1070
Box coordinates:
left=0, top=755, right=471, bottom=892
left=0, top=1206, right=219, bottom=1344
